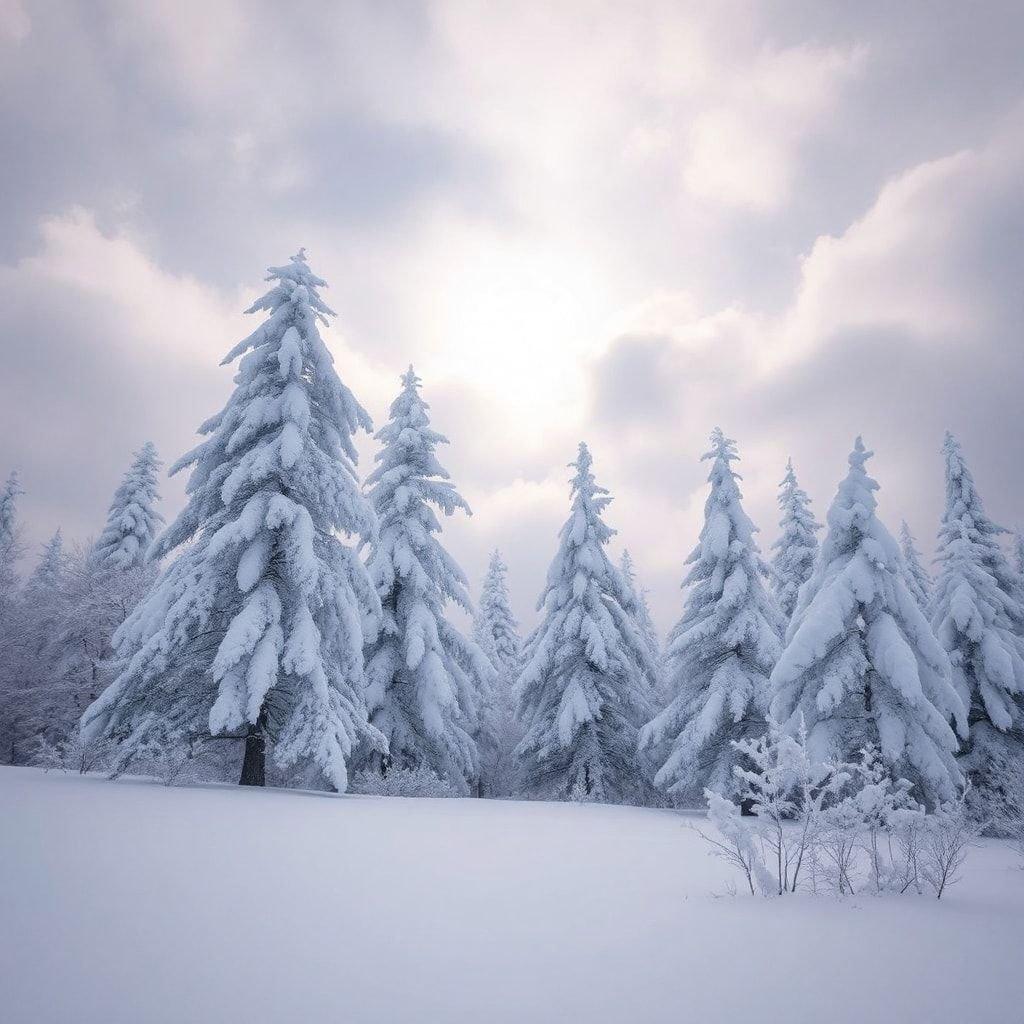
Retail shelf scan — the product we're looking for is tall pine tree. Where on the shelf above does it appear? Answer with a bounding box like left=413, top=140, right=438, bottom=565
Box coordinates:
left=619, top=549, right=662, bottom=703
left=472, top=550, right=523, bottom=795
left=516, top=443, right=657, bottom=803
left=17, top=531, right=68, bottom=748
left=931, top=433, right=1024, bottom=824
left=361, top=367, right=491, bottom=794
left=0, top=472, right=24, bottom=762
left=82, top=251, right=384, bottom=790
left=770, top=458, right=821, bottom=620
left=770, top=438, right=965, bottom=805
left=92, top=442, right=164, bottom=570
left=51, top=447, right=165, bottom=747
left=0, top=471, right=22, bottom=615
left=640, top=430, right=785, bottom=801
left=899, top=520, right=933, bottom=612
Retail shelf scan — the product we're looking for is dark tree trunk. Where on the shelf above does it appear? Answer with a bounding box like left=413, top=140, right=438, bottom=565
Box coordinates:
left=239, top=711, right=267, bottom=787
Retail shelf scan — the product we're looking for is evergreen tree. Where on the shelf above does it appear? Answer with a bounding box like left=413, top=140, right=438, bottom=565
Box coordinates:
left=619, top=549, right=662, bottom=701
left=361, top=367, right=490, bottom=795
left=770, top=459, right=821, bottom=620
left=472, top=550, right=523, bottom=795
left=770, top=438, right=965, bottom=805
left=52, top=447, right=165, bottom=750
left=1013, top=528, right=1024, bottom=578
left=92, top=442, right=164, bottom=570
left=82, top=251, right=383, bottom=790
left=16, top=531, right=68, bottom=748
left=899, top=519, right=933, bottom=612
left=931, top=433, right=1024, bottom=825
left=516, top=443, right=657, bottom=803
left=25, top=529, right=64, bottom=596
left=0, top=472, right=24, bottom=762
left=640, top=430, right=785, bottom=801
left=0, top=471, right=22, bottom=615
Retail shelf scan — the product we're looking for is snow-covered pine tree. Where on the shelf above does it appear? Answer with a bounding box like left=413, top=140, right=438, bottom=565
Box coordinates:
left=25, top=529, right=64, bottom=596
left=81, top=251, right=384, bottom=790
left=899, top=520, right=933, bottom=612
left=931, top=433, right=1024, bottom=825
left=361, top=367, right=491, bottom=795
left=16, top=531, right=68, bottom=748
left=1014, top=528, right=1024, bottom=578
left=92, top=442, right=164, bottom=570
left=0, top=472, right=24, bottom=762
left=472, top=549, right=523, bottom=795
left=770, top=459, right=821, bottom=620
left=640, top=429, right=785, bottom=802
left=770, top=437, right=966, bottom=805
left=50, top=447, right=165, bottom=750
left=619, top=549, right=663, bottom=702
left=516, top=443, right=657, bottom=804
left=0, top=471, right=22, bottom=613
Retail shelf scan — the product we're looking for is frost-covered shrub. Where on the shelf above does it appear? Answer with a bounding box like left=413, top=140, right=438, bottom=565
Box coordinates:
left=919, top=787, right=984, bottom=899
left=34, top=728, right=114, bottom=775
left=700, top=725, right=980, bottom=899
left=697, top=718, right=846, bottom=896
left=822, top=744, right=919, bottom=893
left=698, top=791, right=774, bottom=896
left=887, top=807, right=928, bottom=894
left=731, top=718, right=848, bottom=895
left=350, top=765, right=458, bottom=799
left=131, top=734, right=200, bottom=786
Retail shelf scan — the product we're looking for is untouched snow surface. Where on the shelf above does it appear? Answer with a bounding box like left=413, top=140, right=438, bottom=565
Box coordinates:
left=1, top=766, right=1022, bottom=1024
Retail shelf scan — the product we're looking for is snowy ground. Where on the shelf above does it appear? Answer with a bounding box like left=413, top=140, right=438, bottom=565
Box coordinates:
left=1, top=767, right=1022, bottom=1024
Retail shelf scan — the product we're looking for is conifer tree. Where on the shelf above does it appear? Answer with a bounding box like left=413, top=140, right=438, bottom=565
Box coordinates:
left=641, top=430, right=785, bottom=801
left=0, top=472, right=24, bottom=762
left=931, top=433, right=1024, bottom=824
left=472, top=550, right=523, bottom=795
left=82, top=251, right=384, bottom=790
left=17, top=531, right=68, bottom=747
left=619, top=549, right=662, bottom=701
left=0, top=471, right=22, bottom=613
left=899, top=520, right=933, bottom=612
left=361, top=367, right=491, bottom=794
left=92, top=442, right=164, bottom=570
left=517, top=443, right=657, bottom=803
left=1014, top=528, right=1024, bottom=579
left=25, top=530, right=64, bottom=596
left=770, top=459, right=821, bottom=620
left=52, top=447, right=165, bottom=748
left=770, top=438, right=965, bottom=805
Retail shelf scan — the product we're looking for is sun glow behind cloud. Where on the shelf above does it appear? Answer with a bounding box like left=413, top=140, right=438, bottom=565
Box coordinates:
left=2, top=1, right=1024, bottom=633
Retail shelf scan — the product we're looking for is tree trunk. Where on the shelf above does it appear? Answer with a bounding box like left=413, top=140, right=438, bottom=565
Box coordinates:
left=239, top=711, right=267, bottom=787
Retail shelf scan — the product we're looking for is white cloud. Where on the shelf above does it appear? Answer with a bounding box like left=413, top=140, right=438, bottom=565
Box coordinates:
left=2, top=1, right=1022, bottom=636
left=586, top=111, right=1024, bottom=626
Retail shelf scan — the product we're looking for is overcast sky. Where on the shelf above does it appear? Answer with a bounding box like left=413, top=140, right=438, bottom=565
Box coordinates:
left=1, top=0, right=1022, bottom=632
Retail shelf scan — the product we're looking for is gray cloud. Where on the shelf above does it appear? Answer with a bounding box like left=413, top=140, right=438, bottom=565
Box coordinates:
left=1, top=1, right=1023, bottom=631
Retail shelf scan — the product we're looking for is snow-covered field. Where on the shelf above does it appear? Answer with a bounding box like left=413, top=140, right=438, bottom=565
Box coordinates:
left=1, top=767, right=1022, bottom=1024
